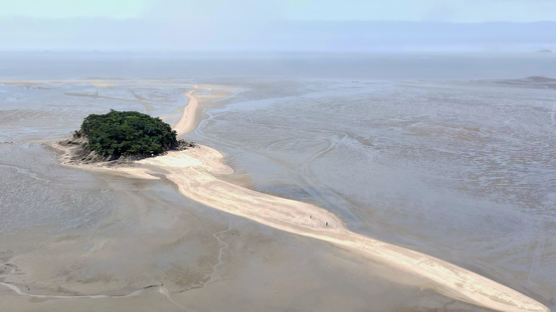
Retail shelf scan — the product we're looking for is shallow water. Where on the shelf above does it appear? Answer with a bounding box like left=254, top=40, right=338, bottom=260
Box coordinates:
left=0, top=52, right=555, bottom=311
left=192, top=77, right=556, bottom=307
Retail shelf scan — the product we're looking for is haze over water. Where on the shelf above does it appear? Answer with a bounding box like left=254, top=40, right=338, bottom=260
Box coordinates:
left=1, top=52, right=555, bottom=311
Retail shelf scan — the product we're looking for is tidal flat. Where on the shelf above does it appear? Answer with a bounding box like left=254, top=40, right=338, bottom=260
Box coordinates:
left=1, top=53, right=555, bottom=311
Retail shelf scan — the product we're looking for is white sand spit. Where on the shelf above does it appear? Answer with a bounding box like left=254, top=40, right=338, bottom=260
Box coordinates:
left=173, top=90, right=200, bottom=136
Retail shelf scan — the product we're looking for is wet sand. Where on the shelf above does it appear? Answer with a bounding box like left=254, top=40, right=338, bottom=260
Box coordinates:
left=46, top=86, right=550, bottom=312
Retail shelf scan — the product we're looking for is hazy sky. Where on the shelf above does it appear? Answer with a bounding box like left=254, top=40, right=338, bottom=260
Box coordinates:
left=1, top=0, right=556, bottom=22
left=1, top=0, right=555, bottom=51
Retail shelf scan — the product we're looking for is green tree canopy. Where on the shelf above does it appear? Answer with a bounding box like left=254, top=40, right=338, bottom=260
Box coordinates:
left=77, top=110, right=178, bottom=159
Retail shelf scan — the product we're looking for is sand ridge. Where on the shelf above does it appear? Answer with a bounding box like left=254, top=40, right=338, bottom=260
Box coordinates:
left=173, top=90, right=200, bottom=136
left=136, top=146, right=548, bottom=312
left=53, top=85, right=549, bottom=312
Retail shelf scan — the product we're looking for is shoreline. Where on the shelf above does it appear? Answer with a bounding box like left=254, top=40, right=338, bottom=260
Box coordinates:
left=49, top=84, right=549, bottom=312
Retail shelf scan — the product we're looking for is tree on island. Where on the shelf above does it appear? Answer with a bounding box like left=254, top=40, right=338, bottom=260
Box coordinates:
left=73, top=110, right=189, bottom=160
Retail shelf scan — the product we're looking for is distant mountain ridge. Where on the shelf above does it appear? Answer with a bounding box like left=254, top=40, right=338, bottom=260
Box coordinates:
left=495, top=76, right=556, bottom=89
left=0, top=18, right=555, bottom=52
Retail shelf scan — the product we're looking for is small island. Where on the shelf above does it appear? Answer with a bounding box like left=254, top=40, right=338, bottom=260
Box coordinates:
left=61, top=110, right=193, bottom=163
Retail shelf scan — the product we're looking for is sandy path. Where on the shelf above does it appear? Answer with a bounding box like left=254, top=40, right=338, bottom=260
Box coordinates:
left=52, top=87, right=549, bottom=312
left=173, top=90, right=200, bottom=136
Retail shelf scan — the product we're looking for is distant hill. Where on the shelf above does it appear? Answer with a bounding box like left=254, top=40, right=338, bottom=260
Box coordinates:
left=1, top=18, right=555, bottom=52
left=495, top=76, right=556, bottom=89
